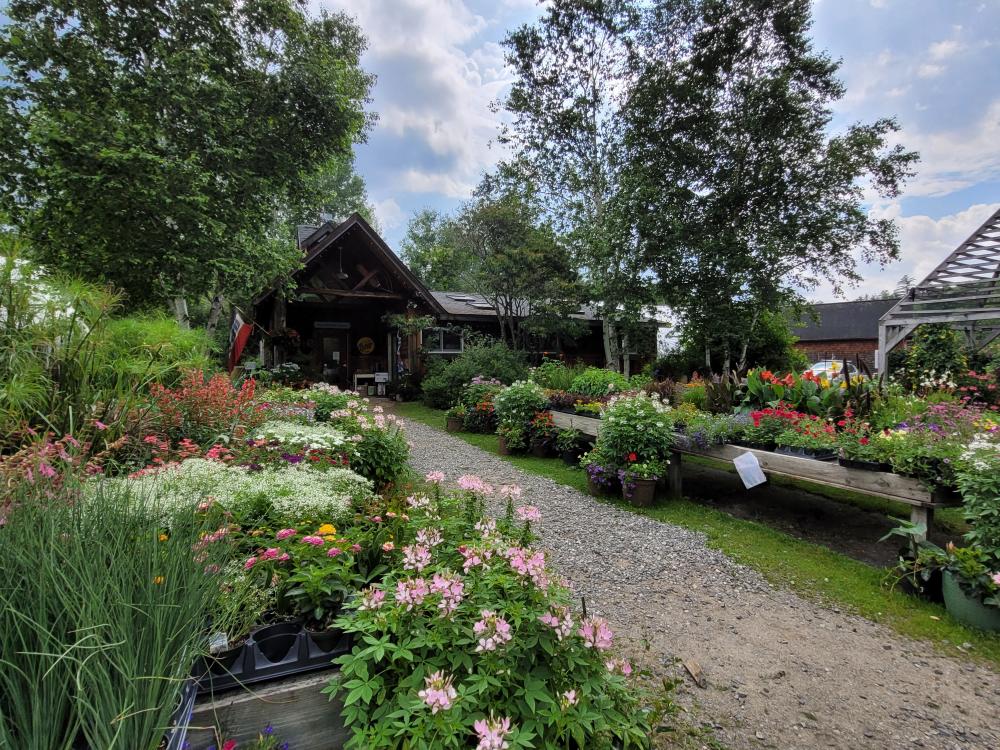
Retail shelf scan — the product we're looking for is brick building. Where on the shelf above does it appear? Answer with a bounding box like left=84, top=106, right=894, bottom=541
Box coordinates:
left=791, top=299, right=898, bottom=371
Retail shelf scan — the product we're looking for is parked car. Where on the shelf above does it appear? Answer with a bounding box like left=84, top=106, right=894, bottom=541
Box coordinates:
left=806, top=360, right=860, bottom=380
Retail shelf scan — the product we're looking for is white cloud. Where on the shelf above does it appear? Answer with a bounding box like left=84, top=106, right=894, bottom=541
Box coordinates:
left=917, top=63, right=945, bottom=78
left=809, top=202, right=1000, bottom=300
left=928, top=38, right=961, bottom=61
left=896, top=99, right=1000, bottom=196
left=327, top=0, right=519, bottom=200
left=373, top=197, right=405, bottom=229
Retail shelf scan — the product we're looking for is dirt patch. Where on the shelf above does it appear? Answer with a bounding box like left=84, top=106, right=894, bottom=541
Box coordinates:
left=678, top=461, right=957, bottom=567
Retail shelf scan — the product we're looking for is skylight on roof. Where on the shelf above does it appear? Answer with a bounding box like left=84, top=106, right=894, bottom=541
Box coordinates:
left=446, top=294, right=476, bottom=302
left=468, top=301, right=494, bottom=310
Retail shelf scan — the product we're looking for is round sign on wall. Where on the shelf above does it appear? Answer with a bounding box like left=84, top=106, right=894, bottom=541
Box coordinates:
left=357, top=336, right=375, bottom=354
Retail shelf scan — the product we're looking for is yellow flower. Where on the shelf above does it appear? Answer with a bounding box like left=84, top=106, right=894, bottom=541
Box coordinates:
left=251, top=529, right=264, bottom=537
left=317, top=524, right=337, bottom=535
left=158, top=533, right=168, bottom=542
left=153, top=576, right=165, bottom=585
left=324, top=535, right=336, bottom=542
left=820, top=378, right=830, bottom=388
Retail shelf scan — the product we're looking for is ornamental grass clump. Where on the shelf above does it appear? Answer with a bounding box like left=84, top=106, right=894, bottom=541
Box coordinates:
left=325, top=480, right=655, bottom=749
left=0, top=479, right=229, bottom=750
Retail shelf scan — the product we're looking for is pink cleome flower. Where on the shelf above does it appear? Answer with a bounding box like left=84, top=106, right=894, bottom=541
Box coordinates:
left=418, top=670, right=457, bottom=714
left=506, top=547, right=548, bottom=588
left=430, top=572, right=465, bottom=616
left=515, top=505, right=541, bottom=523
left=425, top=471, right=446, bottom=484
left=561, top=689, right=579, bottom=708
left=395, top=578, right=429, bottom=610
left=457, top=474, right=493, bottom=495
left=358, top=586, right=386, bottom=611
left=605, top=658, right=633, bottom=676
left=993, top=572, right=1000, bottom=586
left=415, top=527, right=443, bottom=547
left=402, top=544, right=432, bottom=572
left=538, top=605, right=574, bottom=640
left=497, top=484, right=522, bottom=501
left=473, top=715, right=513, bottom=750
left=579, top=617, right=613, bottom=651
left=473, top=609, right=513, bottom=652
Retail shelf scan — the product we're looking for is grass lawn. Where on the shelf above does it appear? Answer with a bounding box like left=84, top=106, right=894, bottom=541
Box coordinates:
left=395, top=401, right=1000, bottom=667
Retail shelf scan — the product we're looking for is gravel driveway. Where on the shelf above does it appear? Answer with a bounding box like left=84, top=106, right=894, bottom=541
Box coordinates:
left=395, top=412, right=1000, bottom=750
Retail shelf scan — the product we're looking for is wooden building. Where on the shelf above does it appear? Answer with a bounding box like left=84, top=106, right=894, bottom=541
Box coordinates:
left=791, top=299, right=899, bottom=371
left=252, top=214, right=615, bottom=389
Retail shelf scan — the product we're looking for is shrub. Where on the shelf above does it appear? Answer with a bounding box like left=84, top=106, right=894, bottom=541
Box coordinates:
left=421, top=342, right=529, bottom=409
left=99, top=313, right=212, bottom=387
left=956, top=437, right=1000, bottom=565
left=149, top=369, right=262, bottom=445
left=493, top=381, right=548, bottom=430
left=530, top=358, right=587, bottom=391
left=597, top=392, right=674, bottom=467
left=569, top=368, right=629, bottom=398
left=326, top=487, right=653, bottom=749
left=901, top=324, right=969, bottom=391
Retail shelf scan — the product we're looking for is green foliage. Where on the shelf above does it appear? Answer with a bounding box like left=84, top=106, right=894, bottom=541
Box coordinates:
left=596, top=392, right=674, bottom=467
left=0, top=0, right=374, bottom=308
left=900, top=324, right=970, bottom=390
left=956, top=443, right=1000, bottom=566
left=326, top=491, right=654, bottom=749
left=568, top=368, right=630, bottom=398
left=530, top=358, right=588, bottom=391
left=494, top=381, right=548, bottom=430
left=0, top=245, right=208, bottom=448
left=0, top=481, right=227, bottom=750
left=400, top=209, right=474, bottom=290
left=421, top=342, right=529, bottom=409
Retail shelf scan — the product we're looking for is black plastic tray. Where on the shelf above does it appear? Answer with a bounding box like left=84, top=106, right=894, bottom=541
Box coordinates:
left=193, top=623, right=352, bottom=696
left=163, top=678, right=199, bottom=750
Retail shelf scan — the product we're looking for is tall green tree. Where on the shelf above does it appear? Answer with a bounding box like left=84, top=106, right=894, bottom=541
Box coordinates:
left=0, top=0, right=374, bottom=320
left=501, top=1, right=653, bottom=372
left=451, top=188, right=586, bottom=350
left=621, top=0, right=918, bottom=373
left=399, top=208, right=472, bottom=291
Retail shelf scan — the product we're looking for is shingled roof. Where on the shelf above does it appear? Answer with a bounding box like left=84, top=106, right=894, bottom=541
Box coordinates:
left=792, top=299, right=899, bottom=342
left=429, top=291, right=600, bottom=322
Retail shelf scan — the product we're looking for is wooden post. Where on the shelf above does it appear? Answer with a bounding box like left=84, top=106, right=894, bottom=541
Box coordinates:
left=910, top=506, right=934, bottom=541
left=668, top=450, right=683, bottom=499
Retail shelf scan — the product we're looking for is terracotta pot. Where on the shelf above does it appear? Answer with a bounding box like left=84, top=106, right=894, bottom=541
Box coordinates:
left=446, top=417, right=463, bottom=433
left=942, top=572, right=1000, bottom=632
left=624, top=478, right=657, bottom=507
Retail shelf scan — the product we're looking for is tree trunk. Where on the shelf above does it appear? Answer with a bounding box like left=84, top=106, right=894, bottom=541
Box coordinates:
left=704, top=341, right=712, bottom=374
left=205, top=293, right=226, bottom=337
left=622, top=332, right=630, bottom=378
left=736, top=310, right=761, bottom=374
left=602, top=318, right=615, bottom=370
left=722, top=343, right=731, bottom=376
left=171, top=297, right=189, bottom=329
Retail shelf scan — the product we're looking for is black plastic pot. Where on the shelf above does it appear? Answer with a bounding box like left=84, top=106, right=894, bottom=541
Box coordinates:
left=205, top=641, right=245, bottom=675
left=774, top=446, right=837, bottom=461
left=254, top=621, right=302, bottom=663
left=305, top=626, right=342, bottom=653
left=560, top=450, right=578, bottom=466
left=839, top=456, right=892, bottom=472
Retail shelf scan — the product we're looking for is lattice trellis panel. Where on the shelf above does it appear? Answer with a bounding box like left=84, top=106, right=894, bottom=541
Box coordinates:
left=878, top=206, right=1000, bottom=372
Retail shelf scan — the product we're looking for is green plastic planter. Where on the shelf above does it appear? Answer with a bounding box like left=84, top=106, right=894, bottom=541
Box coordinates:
left=942, top=572, right=1000, bottom=632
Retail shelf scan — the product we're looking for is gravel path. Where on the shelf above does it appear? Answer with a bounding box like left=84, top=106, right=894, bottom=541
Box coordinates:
left=396, top=412, right=1000, bottom=750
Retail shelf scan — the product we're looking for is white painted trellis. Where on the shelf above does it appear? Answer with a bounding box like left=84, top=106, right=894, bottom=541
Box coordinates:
left=878, top=207, right=1000, bottom=373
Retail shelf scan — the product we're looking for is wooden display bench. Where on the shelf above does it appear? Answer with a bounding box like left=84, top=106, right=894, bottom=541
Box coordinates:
left=547, top=411, right=954, bottom=538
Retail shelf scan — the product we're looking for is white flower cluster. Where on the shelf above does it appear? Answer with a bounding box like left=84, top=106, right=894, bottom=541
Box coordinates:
left=917, top=370, right=957, bottom=390
left=960, top=433, right=1000, bottom=472
left=605, top=390, right=672, bottom=414
left=254, top=420, right=348, bottom=451
left=104, top=459, right=373, bottom=523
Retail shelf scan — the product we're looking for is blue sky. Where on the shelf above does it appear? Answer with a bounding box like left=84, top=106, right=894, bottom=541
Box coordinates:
left=328, top=0, right=1000, bottom=300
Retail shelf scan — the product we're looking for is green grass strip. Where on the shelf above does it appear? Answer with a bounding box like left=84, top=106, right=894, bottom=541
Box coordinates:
left=395, top=401, right=1000, bottom=667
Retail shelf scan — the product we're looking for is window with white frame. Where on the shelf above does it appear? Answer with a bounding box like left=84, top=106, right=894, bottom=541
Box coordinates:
left=423, top=327, right=464, bottom=354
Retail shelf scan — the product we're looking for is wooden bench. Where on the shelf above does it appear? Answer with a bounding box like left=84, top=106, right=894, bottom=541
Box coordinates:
left=547, top=410, right=953, bottom=539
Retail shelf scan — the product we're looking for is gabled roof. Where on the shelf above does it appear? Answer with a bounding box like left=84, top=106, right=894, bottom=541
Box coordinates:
left=255, top=213, right=445, bottom=315
left=429, top=291, right=600, bottom=322
left=792, top=299, right=898, bottom=342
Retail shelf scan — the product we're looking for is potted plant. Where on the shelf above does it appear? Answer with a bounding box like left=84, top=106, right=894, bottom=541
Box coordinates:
left=205, top=567, right=274, bottom=675
left=880, top=519, right=944, bottom=602
left=837, top=421, right=892, bottom=472
left=619, top=460, right=664, bottom=507
left=445, top=405, right=466, bottom=433
left=581, top=447, right=619, bottom=496
left=555, top=428, right=583, bottom=466
left=497, top=423, right=527, bottom=455
left=573, top=400, right=603, bottom=418
left=528, top=411, right=557, bottom=458
left=919, top=544, right=1000, bottom=632
left=774, top=419, right=838, bottom=460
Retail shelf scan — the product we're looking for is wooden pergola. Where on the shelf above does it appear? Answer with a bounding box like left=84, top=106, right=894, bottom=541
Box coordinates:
left=877, top=206, right=1000, bottom=373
